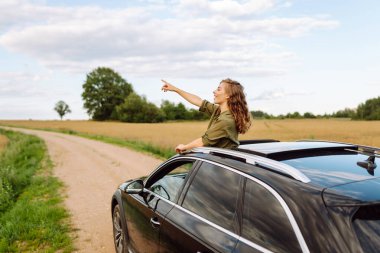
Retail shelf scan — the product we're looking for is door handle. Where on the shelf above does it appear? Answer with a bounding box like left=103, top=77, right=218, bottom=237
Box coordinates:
left=150, top=217, right=161, bottom=228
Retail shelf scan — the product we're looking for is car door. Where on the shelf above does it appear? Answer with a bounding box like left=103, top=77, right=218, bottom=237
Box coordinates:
left=122, top=159, right=197, bottom=253
left=159, top=160, right=242, bottom=253
left=122, top=190, right=169, bottom=253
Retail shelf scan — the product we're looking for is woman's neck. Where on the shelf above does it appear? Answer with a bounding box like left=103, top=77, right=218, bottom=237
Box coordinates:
left=219, top=102, right=229, bottom=113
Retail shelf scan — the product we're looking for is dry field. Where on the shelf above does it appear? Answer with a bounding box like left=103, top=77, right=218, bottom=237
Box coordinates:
left=1, top=119, right=380, bottom=149
left=0, top=134, right=8, bottom=152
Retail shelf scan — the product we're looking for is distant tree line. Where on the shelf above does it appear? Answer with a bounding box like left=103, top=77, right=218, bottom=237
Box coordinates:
left=251, top=110, right=320, bottom=119
left=81, top=67, right=380, bottom=122
left=251, top=96, right=380, bottom=120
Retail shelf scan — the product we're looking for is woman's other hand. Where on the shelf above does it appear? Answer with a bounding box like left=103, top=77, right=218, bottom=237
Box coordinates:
left=175, top=144, right=187, bottom=153
left=161, top=80, right=177, bottom=92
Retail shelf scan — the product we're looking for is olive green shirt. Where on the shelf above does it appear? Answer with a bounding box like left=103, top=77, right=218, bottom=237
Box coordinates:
left=199, top=100, right=239, bottom=149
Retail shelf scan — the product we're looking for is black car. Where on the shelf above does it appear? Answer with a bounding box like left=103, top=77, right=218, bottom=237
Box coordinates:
left=111, top=139, right=380, bottom=253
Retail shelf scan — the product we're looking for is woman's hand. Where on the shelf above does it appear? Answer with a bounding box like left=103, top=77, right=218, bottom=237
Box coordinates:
left=175, top=138, right=203, bottom=153
left=161, top=80, right=178, bottom=92
left=175, top=144, right=187, bottom=153
left=161, top=79, right=203, bottom=107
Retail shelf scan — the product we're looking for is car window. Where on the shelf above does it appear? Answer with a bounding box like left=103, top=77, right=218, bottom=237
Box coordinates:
left=181, top=162, right=241, bottom=232
left=149, top=161, right=193, bottom=202
left=242, top=179, right=301, bottom=253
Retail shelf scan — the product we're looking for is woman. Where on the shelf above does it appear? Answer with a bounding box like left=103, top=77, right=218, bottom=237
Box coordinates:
left=161, top=79, right=251, bottom=153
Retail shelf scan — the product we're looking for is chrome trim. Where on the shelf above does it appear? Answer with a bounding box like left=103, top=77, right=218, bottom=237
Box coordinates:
left=142, top=157, right=310, bottom=253
left=145, top=189, right=235, bottom=237
left=238, top=237, right=273, bottom=253
left=191, top=147, right=311, bottom=183
left=144, top=156, right=195, bottom=185
left=144, top=155, right=181, bottom=180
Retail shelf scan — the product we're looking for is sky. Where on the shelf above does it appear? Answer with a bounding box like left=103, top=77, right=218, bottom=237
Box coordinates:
left=0, top=0, right=379, bottom=120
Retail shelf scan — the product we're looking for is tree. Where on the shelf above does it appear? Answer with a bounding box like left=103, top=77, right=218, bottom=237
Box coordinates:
left=82, top=67, right=133, bottom=121
left=354, top=96, right=380, bottom=120
left=332, top=108, right=356, bottom=118
left=188, top=108, right=208, bottom=121
left=173, top=103, right=189, bottom=120
left=251, top=110, right=274, bottom=119
left=115, top=92, right=164, bottom=123
left=286, top=112, right=301, bottom=119
left=303, top=112, right=316, bottom=119
left=54, top=101, right=71, bottom=120
left=160, top=100, right=177, bottom=120
left=160, top=100, right=206, bottom=121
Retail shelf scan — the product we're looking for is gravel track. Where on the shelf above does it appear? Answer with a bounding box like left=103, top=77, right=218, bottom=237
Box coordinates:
left=1, top=127, right=162, bottom=252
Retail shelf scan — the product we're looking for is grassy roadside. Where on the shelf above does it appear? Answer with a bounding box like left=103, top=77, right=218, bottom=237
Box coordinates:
left=69, top=130, right=175, bottom=159
left=0, top=129, right=73, bottom=253
left=1, top=124, right=175, bottom=160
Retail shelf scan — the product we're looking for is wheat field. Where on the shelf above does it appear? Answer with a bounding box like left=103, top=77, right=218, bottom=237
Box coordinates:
left=1, top=119, right=380, bottom=149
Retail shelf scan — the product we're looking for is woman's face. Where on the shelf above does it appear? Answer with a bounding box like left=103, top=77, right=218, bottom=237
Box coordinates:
left=213, top=82, right=229, bottom=105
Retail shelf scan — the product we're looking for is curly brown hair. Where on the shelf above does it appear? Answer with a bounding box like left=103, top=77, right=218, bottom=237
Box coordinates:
left=222, top=78, right=252, bottom=134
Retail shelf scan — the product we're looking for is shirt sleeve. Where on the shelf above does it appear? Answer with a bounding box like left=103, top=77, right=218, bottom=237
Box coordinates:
left=199, top=100, right=218, bottom=117
left=201, top=118, right=230, bottom=146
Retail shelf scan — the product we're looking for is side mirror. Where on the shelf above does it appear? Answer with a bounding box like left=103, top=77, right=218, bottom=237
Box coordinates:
left=124, top=179, right=144, bottom=194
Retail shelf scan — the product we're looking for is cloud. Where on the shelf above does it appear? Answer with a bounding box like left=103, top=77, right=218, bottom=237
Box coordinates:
left=0, top=71, right=51, bottom=97
left=0, top=0, right=72, bottom=29
left=0, top=0, right=339, bottom=78
left=177, top=0, right=275, bottom=17
left=253, top=89, right=312, bottom=100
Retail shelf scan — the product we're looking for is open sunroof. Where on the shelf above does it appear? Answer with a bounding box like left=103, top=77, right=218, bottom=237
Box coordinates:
left=235, top=141, right=358, bottom=160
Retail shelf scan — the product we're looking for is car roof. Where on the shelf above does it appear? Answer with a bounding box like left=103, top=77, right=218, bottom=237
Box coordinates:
left=191, top=140, right=380, bottom=189
left=238, top=140, right=380, bottom=188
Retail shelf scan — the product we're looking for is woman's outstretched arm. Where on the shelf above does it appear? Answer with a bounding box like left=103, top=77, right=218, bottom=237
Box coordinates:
left=161, top=80, right=203, bottom=107
left=175, top=138, right=203, bottom=153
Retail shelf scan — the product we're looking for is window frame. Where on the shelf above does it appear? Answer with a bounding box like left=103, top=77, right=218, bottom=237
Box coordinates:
left=178, top=161, right=244, bottom=234
left=144, top=157, right=200, bottom=204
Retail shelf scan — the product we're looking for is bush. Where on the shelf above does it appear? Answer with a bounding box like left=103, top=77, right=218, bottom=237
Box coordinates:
left=115, top=93, right=165, bottom=123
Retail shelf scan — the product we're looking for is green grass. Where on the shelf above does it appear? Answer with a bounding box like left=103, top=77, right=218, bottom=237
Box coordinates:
left=2, top=125, right=175, bottom=160
left=51, top=127, right=175, bottom=159
left=0, top=129, right=73, bottom=253
left=76, top=132, right=175, bottom=159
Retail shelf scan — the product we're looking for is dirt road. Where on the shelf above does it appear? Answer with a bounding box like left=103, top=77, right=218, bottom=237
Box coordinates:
left=2, top=127, right=163, bottom=252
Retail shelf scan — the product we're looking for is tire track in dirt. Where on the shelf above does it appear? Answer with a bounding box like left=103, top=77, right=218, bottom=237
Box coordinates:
left=1, top=127, right=162, bottom=253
